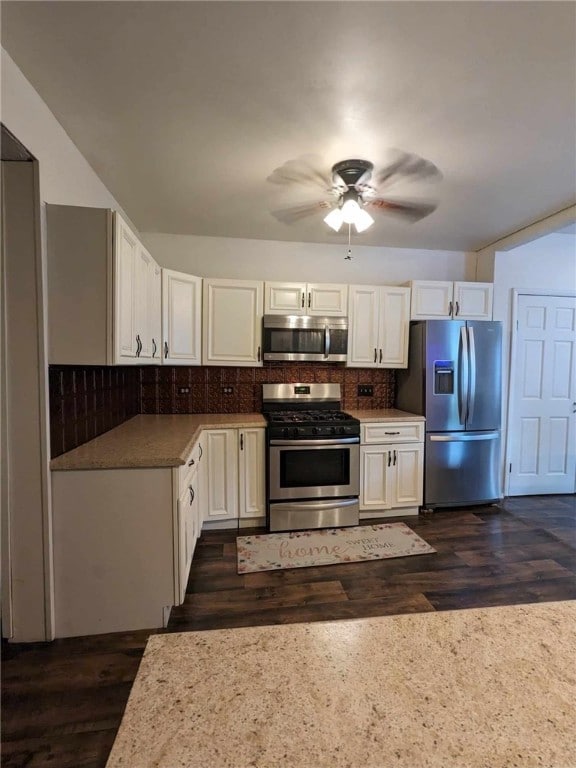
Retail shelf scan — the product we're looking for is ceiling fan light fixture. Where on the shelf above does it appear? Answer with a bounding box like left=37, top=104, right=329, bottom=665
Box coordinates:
left=353, top=207, right=375, bottom=233
left=323, top=207, right=344, bottom=232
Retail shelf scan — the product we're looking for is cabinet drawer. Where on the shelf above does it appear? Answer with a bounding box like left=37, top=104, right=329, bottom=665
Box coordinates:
left=178, top=440, right=202, bottom=494
left=361, top=422, right=424, bottom=444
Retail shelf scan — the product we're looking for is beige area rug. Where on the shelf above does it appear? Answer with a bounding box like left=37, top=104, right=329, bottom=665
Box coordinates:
left=236, top=522, right=435, bottom=573
left=105, top=601, right=576, bottom=768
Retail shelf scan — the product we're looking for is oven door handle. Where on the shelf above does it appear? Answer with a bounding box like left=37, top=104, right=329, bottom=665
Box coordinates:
left=269, top=438, right=360, bottom=446
left=271, top=498, right=359, bottom=511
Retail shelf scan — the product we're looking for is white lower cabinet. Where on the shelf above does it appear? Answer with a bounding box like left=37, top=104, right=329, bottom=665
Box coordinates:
left=359, top=421, right=424, bottom=518
left=51, top=437, right=204, bottom=637
left=201, top=427, right=266, bottom=526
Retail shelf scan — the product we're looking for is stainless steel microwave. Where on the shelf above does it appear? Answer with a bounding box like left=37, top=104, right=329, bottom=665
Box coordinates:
left=262, top=315, right=348, bottom=362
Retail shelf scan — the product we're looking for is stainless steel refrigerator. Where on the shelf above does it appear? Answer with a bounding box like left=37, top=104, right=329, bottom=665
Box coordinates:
left=396, top=320, right=502, bottom=508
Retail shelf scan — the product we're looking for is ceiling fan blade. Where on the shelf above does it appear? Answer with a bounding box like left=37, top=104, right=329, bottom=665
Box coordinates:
left=271, top=200, right=332, bottom=225
left=365, top=197, right=438, bottom=222
left=372, top=150, right=442, bottom=190
left=268, top=155, right=332, bottom=191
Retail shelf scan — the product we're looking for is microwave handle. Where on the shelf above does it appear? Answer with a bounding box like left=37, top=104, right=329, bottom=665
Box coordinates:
left=324, top=325, right=331, bottom=359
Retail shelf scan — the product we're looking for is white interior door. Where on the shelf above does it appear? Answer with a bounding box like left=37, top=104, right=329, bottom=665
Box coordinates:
left=508, top=294, right=576, bottom=495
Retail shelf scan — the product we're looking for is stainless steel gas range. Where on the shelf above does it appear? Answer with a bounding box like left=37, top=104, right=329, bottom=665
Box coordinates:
left=262, top=383, right=360, bottom=532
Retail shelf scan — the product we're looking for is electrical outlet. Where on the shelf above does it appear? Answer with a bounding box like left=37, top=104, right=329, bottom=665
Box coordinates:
left=177, top=386, right=190, bottom=395
left=222, top=386, right=234, bottom=395
left=358, top=384, right=374, bottom=397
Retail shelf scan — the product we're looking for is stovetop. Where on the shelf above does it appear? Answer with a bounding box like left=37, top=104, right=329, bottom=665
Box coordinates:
left=262, top=383, right=360, bottom=439
left=264, top=408, right=360, bottom=440
left=267, top=409, right=353, bottom=424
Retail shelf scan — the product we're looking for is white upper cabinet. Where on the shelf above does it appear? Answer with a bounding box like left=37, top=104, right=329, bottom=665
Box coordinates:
left=348, top=285, right=411, bottom=368
left=203, top=278, right=263, bottom=366
left=162, top=269, right=202, bottom=365
left=409, top=280, right=493, bottom=320
left=113, top=214, right=162, bottom=364
left=149, top=261, right=162, bottom=362
left=452, top=281, right=494, bottom=320
left=46, top=205, right=162, bottom=365
left=265, top=282, right=348, bottom=316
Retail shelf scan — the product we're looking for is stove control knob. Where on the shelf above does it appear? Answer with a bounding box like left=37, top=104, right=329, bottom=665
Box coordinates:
left=283, top=428, right=290, bottom=439
left=329, top=426, right=336, bottom=435
left=339, top=426, right=345, bottom=435
left=292, top=428, right=299, bottom=439
left=312, top=427, right=319, bottom=435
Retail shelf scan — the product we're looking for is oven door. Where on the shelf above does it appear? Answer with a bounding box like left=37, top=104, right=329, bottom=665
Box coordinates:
left=268, top=438, right=360, bottom=500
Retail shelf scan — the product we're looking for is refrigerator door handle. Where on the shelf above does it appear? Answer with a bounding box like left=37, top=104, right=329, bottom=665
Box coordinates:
left=430, top=432, right=499, bottom=442
left=458, top=326, right=469, bottom=425
left=468, top=325, right=477, bottom=424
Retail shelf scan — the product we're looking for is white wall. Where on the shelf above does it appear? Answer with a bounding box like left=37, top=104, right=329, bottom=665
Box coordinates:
left=0, top=48, right=139, bottom=641
left=141, top=232, right=474, bottom=284
left=1, top=48, right=135, bottom=227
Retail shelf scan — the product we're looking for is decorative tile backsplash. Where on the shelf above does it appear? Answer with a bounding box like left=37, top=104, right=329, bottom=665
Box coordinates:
left=49, top=366, right=140, bottom=458
left=49, top=363, right=395, bottom=457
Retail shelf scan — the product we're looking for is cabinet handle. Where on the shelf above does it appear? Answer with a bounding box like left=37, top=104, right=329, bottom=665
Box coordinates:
left=384, top=431, right=400, bottom=435
left=136, top=335, right=141, bottom=357
left=379, top=348, right=383, bottom=364
left=199, top=444, right=203, bottom=460
left=374, top=348, right=377, bottom=363
left=240, top=433, right=244, bottom=450
left=152, top=338, right=157, bottom=357
left=455, top=301, right=460, bottom=316
left=393, top=450, right=397, bottom=466
left=308, top=292, right=311, bottom=309
left=164, top=341, right=169, bottom=359
left=448, top=301, right=453, bottom=317
left=257, top=346, right=261, bottom=362
left=387, top=451, right=392, bottom=467
left=188, top=458, right=195, bottom=467
left=301, top=292, right=305, bottom=308
left=189, top=485, right=195, bottom=504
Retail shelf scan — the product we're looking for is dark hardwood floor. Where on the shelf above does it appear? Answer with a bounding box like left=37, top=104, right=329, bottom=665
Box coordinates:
left=2, top=495, right=575, bottom=768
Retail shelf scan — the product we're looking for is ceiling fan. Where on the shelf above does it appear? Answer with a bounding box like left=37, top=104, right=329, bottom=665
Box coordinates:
left=269, top=151, right=442, bottom=234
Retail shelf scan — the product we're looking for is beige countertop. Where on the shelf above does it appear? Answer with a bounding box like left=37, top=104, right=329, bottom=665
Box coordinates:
left=50, top=409, right=423, bottom=471
left=50, top=413, right=266, bottom=471
left=105, top=600, right=576, bottom=768
left=349, top=408, right=425, bottom=422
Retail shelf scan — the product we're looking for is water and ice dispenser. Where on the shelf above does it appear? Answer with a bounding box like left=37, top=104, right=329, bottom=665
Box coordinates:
left=434, top=361, right=454, bottom=394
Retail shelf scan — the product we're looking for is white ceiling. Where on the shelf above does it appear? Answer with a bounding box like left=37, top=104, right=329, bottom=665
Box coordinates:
left=2, top=1, right=575, bottom=251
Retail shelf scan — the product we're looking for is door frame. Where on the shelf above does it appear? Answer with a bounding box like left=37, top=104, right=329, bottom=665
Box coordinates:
left=504, top=288, right=576, bottom=496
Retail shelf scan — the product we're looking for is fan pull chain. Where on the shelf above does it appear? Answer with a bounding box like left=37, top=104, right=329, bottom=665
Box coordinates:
left=345, top=222, right=352, bottom=260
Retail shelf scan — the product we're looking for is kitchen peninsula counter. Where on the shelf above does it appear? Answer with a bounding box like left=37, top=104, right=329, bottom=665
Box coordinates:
left=50, top=413, right=266, bottom=471
left=105, top=601, right=575, bottom=768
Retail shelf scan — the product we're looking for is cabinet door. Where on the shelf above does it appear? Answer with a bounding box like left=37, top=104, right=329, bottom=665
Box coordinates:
left=265, top=282, right=305, bottom=314
left=203, top=279, right=263, bottom=366
left=453, top=282, right=493, bottom=320
left=308, top=283, right=348, bottom=316
left=149, top=262, right=162, bottom=362
left=135, top=247, right=153, bottom=359
left=379, top=287, right=411, bottom=367
left=360, top=445, right=391, bottom=510
left=410, top=280, right=454, bottom=319
left=114, top=214, right=139, bottom=360
left=162, top=269, right=202, bottom=365
left=177, top=489, right=189, bottom=604
left=389, top=444, right=424, bottom=507
left=238, top=428, right=265, bottom=519
left=201, top=429, right=239, bottom=521
left=347, top=285, right=380, bottom=368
